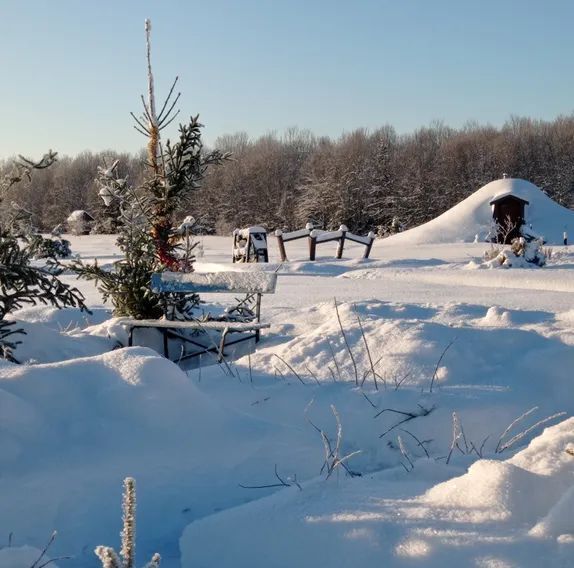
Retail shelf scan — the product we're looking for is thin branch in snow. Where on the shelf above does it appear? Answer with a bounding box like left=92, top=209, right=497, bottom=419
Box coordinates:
left=353, top=304, right=379, bottom=390
left=495, top=406, right=538, bottom=453
left=429, top=337, right=456, bottom=393
left=327, top=339, right=341, bottom=382
left=496, top=411, right=567, bottom=454
left=273, top=353, right=306, bottom=385
left=334, top=298, right=358, bottom=385
left=239, top=464, right=302, bottom=491
left=397, top=434, right=414, bottom=471
left=361, top=390, right=378, bottom=409
left=399, top=428, right=431, bottom=458
left=375, top=404, right=435, bottom=438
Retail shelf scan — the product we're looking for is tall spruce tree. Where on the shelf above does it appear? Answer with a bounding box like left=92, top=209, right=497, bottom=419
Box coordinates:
left=73, top=20, right=228, bottom=320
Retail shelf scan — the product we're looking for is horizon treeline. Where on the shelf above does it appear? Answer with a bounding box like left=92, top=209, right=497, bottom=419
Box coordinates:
left=3, top=115, right=574, bottom=235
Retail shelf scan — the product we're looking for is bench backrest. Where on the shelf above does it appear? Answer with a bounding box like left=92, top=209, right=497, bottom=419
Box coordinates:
left=151, top=271, right=277, bottom=294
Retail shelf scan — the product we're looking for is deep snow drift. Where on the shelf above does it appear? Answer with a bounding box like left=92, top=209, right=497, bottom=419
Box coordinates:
left=1, top=234, right=573, bottom=567
left=386, top=178, right=574, bottom=245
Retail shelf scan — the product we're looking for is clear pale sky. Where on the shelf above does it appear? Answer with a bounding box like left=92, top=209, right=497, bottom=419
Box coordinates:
left=1, top=0, right=573, bottom=159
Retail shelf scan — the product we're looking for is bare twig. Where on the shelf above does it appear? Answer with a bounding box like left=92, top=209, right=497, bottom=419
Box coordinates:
left=496, top=411, right=566, bottom=454
left=29, top=532, right=71, bottom=568
left=397, top=435, right=414, bottom=471
left=305, top=365, right=321, bottom=386
left=305, top=401, right=362, bottom=478
left=429, top=337, right=456, bottom=393
left=353, top=305, right=378, bottom=390
left=334, top=298, right=359, bottom=385
left=327, top=339, right=341, bottom=382
left=361, top=391, right=378, bottom=409
left=375, top=404, right=435, bottom=438
left=495, top=406, right=538, bottom=453
left=273, top=353, right=306, bottom=385
left=239, top=464, right=302, bottom=491
left=399, top=428, right=431, bottom=458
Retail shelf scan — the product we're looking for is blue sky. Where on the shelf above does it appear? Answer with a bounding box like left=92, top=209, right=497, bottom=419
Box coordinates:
left=1, top=0, right=573, bottom=158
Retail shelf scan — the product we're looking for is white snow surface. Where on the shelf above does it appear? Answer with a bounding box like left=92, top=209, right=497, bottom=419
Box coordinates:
left=1, top=233, right=574, bottom=567
left=385, top=178, right=574, bottom=245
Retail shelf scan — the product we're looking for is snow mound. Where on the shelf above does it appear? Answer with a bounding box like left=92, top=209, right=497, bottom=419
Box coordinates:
left=386, top=178, right=574, bottom=245
left=421, top=460, right=555, bottom=523
left=0, top=546, right=60, bottom=568
left=0, top=347, right=218, bottom=468
left=422, top=418, right=574, bottom=525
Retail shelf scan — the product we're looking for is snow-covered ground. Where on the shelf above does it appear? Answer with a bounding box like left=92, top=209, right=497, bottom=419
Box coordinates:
left=1, top=232, right=574, bottom=567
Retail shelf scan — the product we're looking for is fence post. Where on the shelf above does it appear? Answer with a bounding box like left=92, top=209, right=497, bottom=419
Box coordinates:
left=363, top=231, right=375, bottom=259
left=309, top=229, right=317, bottom=261
left=336, top=225, right=348, bottom=259
left=275, top=230, right=287, bottom=262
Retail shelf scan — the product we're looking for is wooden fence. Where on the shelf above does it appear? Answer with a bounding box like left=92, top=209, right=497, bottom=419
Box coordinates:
left=275, top=224, right=375, bottom=261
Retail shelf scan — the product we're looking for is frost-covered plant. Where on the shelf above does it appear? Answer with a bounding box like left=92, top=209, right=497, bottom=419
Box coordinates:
left=482, top=236, right=547, bottom=268
left=95, top=477, right=161, bottom=568
left=305, top=402, right=362, bottom=479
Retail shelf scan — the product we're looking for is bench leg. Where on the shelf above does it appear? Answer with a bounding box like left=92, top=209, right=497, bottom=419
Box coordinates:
left=219, top=328, right=230, bottom=362
left=163, top=329, right=169, bottom=359
left=255, top=293, right=262, bottom=342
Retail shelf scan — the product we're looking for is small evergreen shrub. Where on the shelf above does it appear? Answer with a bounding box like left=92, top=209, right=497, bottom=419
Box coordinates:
left=0, top=153, right=88, bottom=361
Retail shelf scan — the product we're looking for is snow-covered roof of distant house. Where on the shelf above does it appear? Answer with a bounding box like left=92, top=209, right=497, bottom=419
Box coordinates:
left=385, top=178, right=574, bottom=245
left=66, top=210, right=95, bottom=222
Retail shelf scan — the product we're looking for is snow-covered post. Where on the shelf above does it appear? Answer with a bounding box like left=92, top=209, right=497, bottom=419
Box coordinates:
left=364, top=231, right=376, bottom=259
left=336, top=224, right=348, bottom=259
left=309, top=229, right=318, bottom=261
left=564, top=229, right=568, bottom=246
left=275, top=229, right=287, bottom=262
left=232, top=228, right=239, bottom=263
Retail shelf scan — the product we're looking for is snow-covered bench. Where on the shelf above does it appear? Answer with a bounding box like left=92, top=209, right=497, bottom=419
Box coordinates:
left=118, top=271, right=277, bottom=362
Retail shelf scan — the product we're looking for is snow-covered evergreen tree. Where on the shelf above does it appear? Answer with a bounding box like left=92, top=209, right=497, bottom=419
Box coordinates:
left=0, top=153, right=87, bottom=361
left=73, top=19, right=228, bottom=320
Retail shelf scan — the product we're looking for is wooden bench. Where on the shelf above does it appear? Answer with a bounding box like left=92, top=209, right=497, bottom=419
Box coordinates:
left=118, top=271, right=277, bottom=362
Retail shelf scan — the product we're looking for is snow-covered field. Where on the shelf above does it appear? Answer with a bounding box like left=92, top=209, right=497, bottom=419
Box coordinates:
left=2, top=231, right=574, bottom=567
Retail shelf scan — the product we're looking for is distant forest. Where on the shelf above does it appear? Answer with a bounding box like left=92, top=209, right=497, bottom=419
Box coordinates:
left=3, top=115, right=574, bottom=235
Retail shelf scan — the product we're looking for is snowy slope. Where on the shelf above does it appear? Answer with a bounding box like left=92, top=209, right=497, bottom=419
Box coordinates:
left=1, top=234, right=573, bottom=567
left=181, top=419, right=574, bottom=568
left=386, top=178, right=574, bottom=245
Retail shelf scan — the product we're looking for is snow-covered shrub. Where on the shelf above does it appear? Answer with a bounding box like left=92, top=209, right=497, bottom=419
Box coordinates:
left=95, top=477, right=161, bottom=568
left=482, top=237, right=546, bottom=268
left=28, top=234, right=72, bottom=259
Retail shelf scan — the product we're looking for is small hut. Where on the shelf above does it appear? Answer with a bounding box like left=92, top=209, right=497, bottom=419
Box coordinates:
left=66, top=210, right=95, bottom=235
left=489, top=193, right=529, bottom=243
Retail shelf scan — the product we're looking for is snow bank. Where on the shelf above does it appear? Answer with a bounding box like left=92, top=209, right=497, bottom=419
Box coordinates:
left=385, top=178, right=574, bottom=245
left=0, top=347, right=217, bottom=469
left=180, top=419, right=574, bottom=567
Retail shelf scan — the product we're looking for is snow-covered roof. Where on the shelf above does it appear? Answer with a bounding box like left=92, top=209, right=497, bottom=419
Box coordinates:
left=66, top=210, right=95, bottom=222
left=386, top=178, right=574, bottom=245
left=490, top=191, right=529, bottom=205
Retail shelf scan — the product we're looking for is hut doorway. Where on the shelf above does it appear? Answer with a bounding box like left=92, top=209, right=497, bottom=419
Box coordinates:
left=489, top=194, right=529, bottom=243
